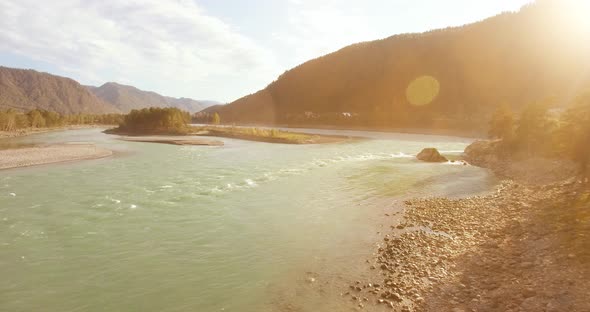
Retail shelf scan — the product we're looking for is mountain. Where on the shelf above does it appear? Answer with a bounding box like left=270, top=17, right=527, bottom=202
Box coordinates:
left=0, top=66, right=119, bottom=114
left=0, top=66, right=217, bottom=115
left=211, top=0, right=590, bottom=131
left=165, top=97, right=220, bottom=114
left=89, top=82, right=216, bottom=113
left=198, top=100, right=223, bottom=108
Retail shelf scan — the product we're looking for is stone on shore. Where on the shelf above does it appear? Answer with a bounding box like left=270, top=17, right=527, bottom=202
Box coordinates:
left=416, top=148, right=448, bottom=162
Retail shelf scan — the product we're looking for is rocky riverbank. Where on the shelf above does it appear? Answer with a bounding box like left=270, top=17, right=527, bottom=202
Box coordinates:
left=463, top=140, right=579, bottom=185
left=345, top=142, right=589, bottom=311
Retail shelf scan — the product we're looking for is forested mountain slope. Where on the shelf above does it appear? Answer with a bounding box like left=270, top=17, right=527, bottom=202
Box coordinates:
left=213, top=0, right=590, bottom=131
left=89, top=82, right=213, bottom=113
left=0, top=66, right=119, bottom=114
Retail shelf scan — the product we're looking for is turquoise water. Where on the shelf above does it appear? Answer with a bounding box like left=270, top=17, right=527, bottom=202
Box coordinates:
left=0, top=129, right=495, bottom=312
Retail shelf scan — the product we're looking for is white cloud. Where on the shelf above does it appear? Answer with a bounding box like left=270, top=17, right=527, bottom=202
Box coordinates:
left=0, top=0, right=534, bottom=102
left=0, top=0, right=278, bottom=102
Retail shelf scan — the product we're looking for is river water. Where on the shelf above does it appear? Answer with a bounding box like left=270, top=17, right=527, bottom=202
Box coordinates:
left=0, top=128, right=495, bottom=312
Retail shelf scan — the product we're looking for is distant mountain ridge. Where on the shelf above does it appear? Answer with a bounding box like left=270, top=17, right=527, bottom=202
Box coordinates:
left=0, top=66, right=218, bottom=115
left=0, top=66, right=119, bottom=114
left=211, top=0, right=590, bottom=131
left=88, top=82, right=218, bottom=113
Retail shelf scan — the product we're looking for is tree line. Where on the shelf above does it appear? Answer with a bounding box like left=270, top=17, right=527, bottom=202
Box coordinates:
left=192, top=112, right=220, bottom=125
left=0, top=109, right=123, bottom=131
left=1, top=107, right=223, bottom=135
left=488, top=91, right=590, bottom=174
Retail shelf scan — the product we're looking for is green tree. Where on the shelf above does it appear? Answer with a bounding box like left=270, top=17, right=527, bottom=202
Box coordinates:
left=15, top=113, right=30, bottom=129
left=119, top=107, right=190, bottom=134
left=212, top=113, right=221, bottom=125
left=0, top=109, right=123, bottom=132
left=28, top=110, right=46, bottom=128
left=0, top=109, right=18, bottom=131
left=559, top=92, right=590, bottom=174
left=0, top=110, right=8, bottom=131
left=515, top=101, right=553, bottom=156
left=41, top=110, right=63, bottom=127
left=488, top=104, right=515, bottom=140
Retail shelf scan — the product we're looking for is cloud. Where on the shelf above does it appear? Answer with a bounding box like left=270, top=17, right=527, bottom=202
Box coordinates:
left=0, top=0, right=278, bottom=102
left=0, top=0, right=534, bottom=102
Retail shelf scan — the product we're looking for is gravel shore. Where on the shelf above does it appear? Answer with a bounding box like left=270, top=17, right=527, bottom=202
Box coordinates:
left=342, top=143, right=590, bottom=311
left=0, top=125, right=109, bottom=139
left=0, top=144, right=113, bottom=170
left=346, top=179, right=589, bottom=312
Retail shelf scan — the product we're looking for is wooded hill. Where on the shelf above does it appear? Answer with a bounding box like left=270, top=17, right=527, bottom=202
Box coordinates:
left=211, top=0, right=590, bottom=132
left=88, top=82, right=216, bottom=113
left=0, top=66, right=119, bottom=114
left=0, top=66, right=216, bottom=115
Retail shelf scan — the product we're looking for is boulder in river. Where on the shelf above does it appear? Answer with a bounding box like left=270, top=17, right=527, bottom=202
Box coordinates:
left=416, top=148, right=448, bottom=162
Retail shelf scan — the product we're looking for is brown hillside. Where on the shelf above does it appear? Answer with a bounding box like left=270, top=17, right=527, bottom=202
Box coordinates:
left=89, top=82, right=213, bottom=113
left=214, top=0, right=590, bottom=131
left=0, top=66, right=119, bottom=114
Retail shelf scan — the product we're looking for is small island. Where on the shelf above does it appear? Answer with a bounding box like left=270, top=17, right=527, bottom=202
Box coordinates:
left=119, top=136, right=224, bottom=146
left=190, top=125, right=351, bottom=144
left=104, top=107, right=192, bottom=136
left=106, top=107, right=353, bottom=144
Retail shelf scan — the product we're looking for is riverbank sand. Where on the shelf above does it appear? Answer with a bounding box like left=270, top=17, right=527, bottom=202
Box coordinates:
left=0, top=144, right=113, bottom=170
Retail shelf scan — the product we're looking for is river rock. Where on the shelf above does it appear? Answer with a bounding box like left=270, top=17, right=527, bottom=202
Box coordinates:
left=416, top=148, right=448, bottom=162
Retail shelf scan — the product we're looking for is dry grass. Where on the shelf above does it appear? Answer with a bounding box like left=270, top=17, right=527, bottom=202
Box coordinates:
left=190, top=126, right=318, bottom=144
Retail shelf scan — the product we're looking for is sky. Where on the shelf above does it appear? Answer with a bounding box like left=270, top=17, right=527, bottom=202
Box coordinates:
left=0, top=0, right=532, bottom=103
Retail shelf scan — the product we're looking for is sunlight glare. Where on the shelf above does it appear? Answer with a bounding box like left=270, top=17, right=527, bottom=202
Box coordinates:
left=558, top=0, right=590, bottom=37
left=406, top=76, right=440, bottom=106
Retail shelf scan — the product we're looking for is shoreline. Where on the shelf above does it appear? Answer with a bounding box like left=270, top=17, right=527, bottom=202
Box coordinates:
left=211, top=123, right=485, bottom=140
left=0, top=125, right=112, bottom=139
left=0, top=144, right=113, bottom=170
left=193, top=129, right=356, bottom=144
left=118, top=136, right=224, bottom=146
left=339, top=143, right=590, bottom=311
left=106, top=127, right=357, bottom=145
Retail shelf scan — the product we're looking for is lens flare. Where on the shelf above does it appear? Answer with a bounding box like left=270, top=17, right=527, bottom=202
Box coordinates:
left=406, top=75, right=440, bottom=106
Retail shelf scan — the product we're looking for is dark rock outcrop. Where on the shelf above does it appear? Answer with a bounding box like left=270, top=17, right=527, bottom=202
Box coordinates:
left=417, top=148, right=448, bottom=162
left=463, top=140, right=501, bottom=168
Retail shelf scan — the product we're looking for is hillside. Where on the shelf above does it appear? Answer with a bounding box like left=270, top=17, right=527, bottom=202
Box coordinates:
left=0, top=66, right=119, bottom=114
left=89, top=82, right=215, bottom=113
left=167, top=97, right=219, bottom=114
left=212, top=0, right=590, bottom=132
